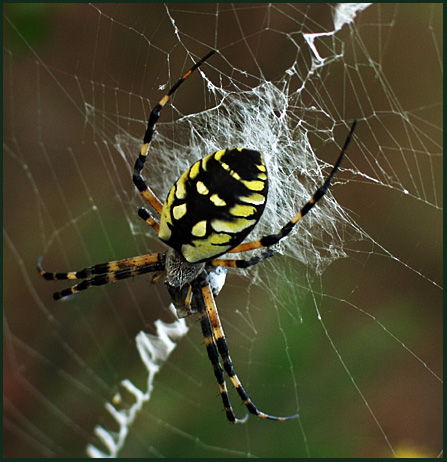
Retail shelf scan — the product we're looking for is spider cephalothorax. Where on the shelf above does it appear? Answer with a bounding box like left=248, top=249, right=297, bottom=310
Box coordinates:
left=38, top=49, right=356, bottom=423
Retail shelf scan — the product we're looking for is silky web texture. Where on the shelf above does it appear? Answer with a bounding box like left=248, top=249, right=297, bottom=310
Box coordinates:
left=4, top=3, right=442, bottom=458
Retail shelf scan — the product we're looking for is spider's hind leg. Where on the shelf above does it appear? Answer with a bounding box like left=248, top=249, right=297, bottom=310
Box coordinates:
left=38, top=253, right=165, bottom=300
left=193, top=274, right=299, bottom=423
left=192, top=277, right=248, bottom=423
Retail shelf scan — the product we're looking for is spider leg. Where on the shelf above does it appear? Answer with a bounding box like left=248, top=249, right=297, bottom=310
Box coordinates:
left=230, top=120, right=357, bottom=254
left=208, top=249, right=274, bottom=269
left=138, top=207, right=160, bottom=233
left=192, top=277, right=248, bottom=423
left=133, top=50, right=217, bottom=216
left=194, top=274, right=299, bottom=423
left=38, top=253, right=165, bottom=300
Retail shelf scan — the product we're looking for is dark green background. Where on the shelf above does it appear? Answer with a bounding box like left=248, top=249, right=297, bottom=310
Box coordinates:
left=4, top=3, right=442, bottom=458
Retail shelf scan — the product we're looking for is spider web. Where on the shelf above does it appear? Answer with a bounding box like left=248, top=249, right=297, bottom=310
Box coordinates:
left=4, top=3, right=442, bottom=458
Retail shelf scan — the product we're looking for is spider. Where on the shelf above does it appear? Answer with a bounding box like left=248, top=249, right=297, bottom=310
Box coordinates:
left=38, top=49, right=356, bottom=424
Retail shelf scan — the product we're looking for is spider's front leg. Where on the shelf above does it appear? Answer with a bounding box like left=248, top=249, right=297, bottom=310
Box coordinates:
left=229, top=120, right=357, bottom=255
left=132, top=50, right=217, bottom=230
left=138, top=206, right=160, bottom=233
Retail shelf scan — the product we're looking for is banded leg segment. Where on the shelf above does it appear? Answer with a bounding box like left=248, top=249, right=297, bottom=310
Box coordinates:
left=192, top=277, right=248, bottom=423
left=208, top=249, right=274, bottom=269
left=133, top=50, right=217, bottom=215
left=37, top=253, right=165, bottom=300
left=138, top=207, right=160, bottom=233
left=197, top=275, right=299, bottom=422
left=38, top=253, right=164, bottom=280
left=230, top=120, right=357, bottom=254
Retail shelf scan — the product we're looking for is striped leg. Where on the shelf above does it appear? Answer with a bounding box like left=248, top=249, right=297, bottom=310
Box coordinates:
left=37, top=253, right=165, bottom=300
left=138, top=207, right=160, bottom=233
left=133, top=50, right=217, bottom=217
left=208, top=249, right=274, bottom=269
left=230, top=120, right=357, bottom=254
left=194, top=274, right=299, bottom=423
left=192, top=278, right=248, bottom=423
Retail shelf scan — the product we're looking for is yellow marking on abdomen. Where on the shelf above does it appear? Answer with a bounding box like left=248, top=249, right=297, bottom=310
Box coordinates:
left=239, top=192, right=266, bottom=205
left=211, top=218, right=256, bottom=233
left=165, top=188, right=175, bottom=212
left=175, top=177, right=187, bottom=199
left=214, top=149, right=227, bottom=161
left=208, top=233, right=232, bottom=244
left=189, top=161, right=200, bottom=179
left=223, top=164, right=242, bottom=181
left=182, top=242, right=233, bottom=263
left=229, top=203, right=257, bottom=217
left=173, top=203, right=187, bottom=220
left=241, top=179, right=265, bottom=191
left=191, top=220, right=207, bottom=237
left=196, top=181, right=209, bottom=195
left=210, top=194, right=226, bottom=206
left=158, top=219, right=171, bottom=241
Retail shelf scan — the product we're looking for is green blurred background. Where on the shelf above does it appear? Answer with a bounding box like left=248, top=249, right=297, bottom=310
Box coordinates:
left=4, top=3, right=442, bottom=458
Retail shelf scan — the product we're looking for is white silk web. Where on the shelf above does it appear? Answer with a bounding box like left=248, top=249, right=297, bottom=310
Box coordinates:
left=4, top=3, right=442, bottom=458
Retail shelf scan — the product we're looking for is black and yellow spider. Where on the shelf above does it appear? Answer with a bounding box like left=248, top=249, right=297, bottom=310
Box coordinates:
left=38, top=50, right=356, bottom=424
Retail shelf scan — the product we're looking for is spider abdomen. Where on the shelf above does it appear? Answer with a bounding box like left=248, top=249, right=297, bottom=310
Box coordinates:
left=158, top=148, right=268, bottom=263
